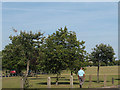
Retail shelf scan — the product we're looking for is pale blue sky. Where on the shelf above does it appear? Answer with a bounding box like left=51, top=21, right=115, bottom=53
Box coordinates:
left=2, top=2, right=118, bottom=59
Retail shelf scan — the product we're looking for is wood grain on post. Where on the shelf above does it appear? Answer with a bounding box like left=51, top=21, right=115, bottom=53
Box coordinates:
left=89, top=75, right=92, bottom=88
left=70, top=76, right=73, bottom=88
left=47, top=77, right=51, bottom=88
left=104, top=75, right=106, bottom=86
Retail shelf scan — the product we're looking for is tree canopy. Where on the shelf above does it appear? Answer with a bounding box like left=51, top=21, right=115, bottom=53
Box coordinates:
left=2, top=31, right=44, bottom=76
left=90, top=43, right=115, bottom=66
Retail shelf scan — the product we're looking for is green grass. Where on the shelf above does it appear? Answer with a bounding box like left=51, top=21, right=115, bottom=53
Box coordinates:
left=2, top=77, right=21, bottom=88
left=2, top=66, right=120, bottom=88
left=85, top=66, right=119, bottom=75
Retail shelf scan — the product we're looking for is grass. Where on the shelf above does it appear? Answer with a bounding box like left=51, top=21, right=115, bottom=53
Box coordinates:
left=2, top=66, right=120, bottom=88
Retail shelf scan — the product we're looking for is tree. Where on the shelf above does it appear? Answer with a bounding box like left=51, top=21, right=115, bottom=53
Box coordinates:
left=0, top=51, right=2, bottom=57
left=114, top=60, right=120, bottom=66
left=89, top=43, right=115, bottom=83
left=2, top=31, right=44, bottom=76
left=40, top=27, right=87, bottom=85
left=41, top=27, right=68, bottom=85
left=64, top=30, right=87, bottom=75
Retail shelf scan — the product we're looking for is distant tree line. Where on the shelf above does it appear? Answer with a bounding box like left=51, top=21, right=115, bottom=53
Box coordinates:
left=2, top=27, right=118, bottom=83
left=0, top=51, right=2, bottom=57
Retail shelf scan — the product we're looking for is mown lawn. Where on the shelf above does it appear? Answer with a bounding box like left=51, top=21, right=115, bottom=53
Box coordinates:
left=2, top=66, right=120, bottom=88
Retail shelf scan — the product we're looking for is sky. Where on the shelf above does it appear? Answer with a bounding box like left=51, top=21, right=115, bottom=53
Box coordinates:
left=2, top=0, right=119, bottom=2
left=2, top=2, right=118, bottom=59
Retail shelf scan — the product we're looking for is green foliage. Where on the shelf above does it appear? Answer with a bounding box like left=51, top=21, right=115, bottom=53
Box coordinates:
left=41, top=27, right=69, bottom=74
left=0, top=51, right=2, bottom=57
left=90, top=43, right=115, bottom=66
left=40, top=27, right=87, bottom=75
left=2, top=43, right=26, bottom=73
left=113, top=60, right=120, bottom=66
left=2, top=31, right=44, bottom=75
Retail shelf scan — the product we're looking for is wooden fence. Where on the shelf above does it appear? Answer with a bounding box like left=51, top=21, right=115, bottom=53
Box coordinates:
left=45, top=75, right=115, bottom=88
left=1, top=74, right=116, bottom=88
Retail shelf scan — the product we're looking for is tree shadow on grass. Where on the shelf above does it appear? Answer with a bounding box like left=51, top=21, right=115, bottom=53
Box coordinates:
left=115, top=78, right=120, bottom=80
left=85, top=80, right=110, bottom=83
left=37, top=82, right=79, bottom=85
left=29, top=78, right=46, bottom=80
left=59, top=79, right=69, bottom=81
left=59, top=79, right=78, bottom=81
left=51, top=77, right=65, bottom=78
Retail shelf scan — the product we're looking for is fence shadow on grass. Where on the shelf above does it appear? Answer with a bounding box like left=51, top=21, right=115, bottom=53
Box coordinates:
left=29, top=78, right=46, bottom=80
left=51, top=77, right=66, bottom=78
left=59, top=79, right=78, bottom=81
left=85, top=80, right=110, bottom=83
left=37, top=82, right=79, bottom=85
left=59, top=79, right=69, bottom=81
left=115, top=78, right=120, bottom=80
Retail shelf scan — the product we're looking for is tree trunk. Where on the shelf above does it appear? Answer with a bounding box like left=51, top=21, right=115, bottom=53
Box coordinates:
left=56, top=74, right=59, bottom=85
left=26, top=60, right=30, bottom=77
left=71, top=71, right=73, bottom=76
left=97, top=62, right=100, bottom=83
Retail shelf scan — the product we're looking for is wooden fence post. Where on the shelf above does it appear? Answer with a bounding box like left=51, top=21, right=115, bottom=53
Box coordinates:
left=36, top=74, right=37, bottom=78
left=4, top=73, right=7, bottom=77
left=89, top=75, right=92, bottom=88
left=104, top=75, right=107, bottom=87
left=8, top=74, right=10, bottom=77
left=112, top=77, right=114, bottom=85
left=21, top=78, right=24, bottom=89
left=47, top=77, right=51, bottom=88
left=70, top=76, right=73, bottom=88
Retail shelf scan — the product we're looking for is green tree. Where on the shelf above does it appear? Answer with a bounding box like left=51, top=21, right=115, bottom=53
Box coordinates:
left=41, top=27, right=68, bottom=85
left=40, top=27, right=87, bottom=85
left=90, top=43, right=115, bottom=83
left=114, top=60, right=120, bottom=66
left=65, top=30, right=87, bottom=75
left=0, top=51, right=2, bottom=57
left=2, top=31, right=44, bottom=76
